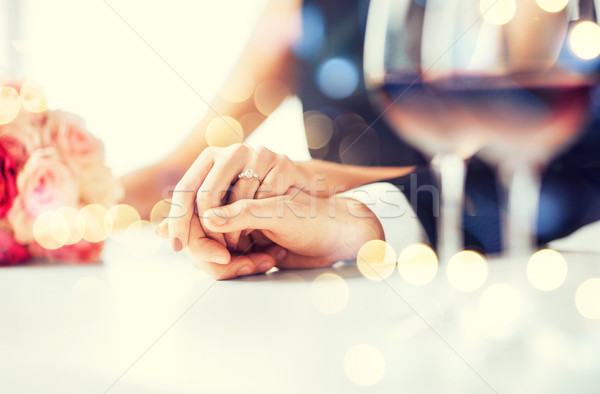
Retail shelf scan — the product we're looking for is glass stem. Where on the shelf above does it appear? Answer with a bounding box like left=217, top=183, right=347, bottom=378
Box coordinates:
left=431, top=153, right=466, bottom=264
left=499, top=160, right=541, bottom=258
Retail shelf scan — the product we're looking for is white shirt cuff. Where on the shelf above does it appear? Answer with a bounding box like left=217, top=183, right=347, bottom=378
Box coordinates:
left=337, top=182, right=427, bottom=255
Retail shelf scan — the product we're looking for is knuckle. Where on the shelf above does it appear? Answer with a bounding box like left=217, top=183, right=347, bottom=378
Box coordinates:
left=174, top=179, right=196, bottom=194
left=200, top=146, right=216, bottom=161
left=274, top=154, right=292, bottom=171
left=226, top=144, right=248, bottom=160
left=230, top=143, right=246, bottom=154
left=255, top=146, right=273, bottom=159
left=279, top=155, right=293, bottom=169
left=274, top=153, right=286, bottom=163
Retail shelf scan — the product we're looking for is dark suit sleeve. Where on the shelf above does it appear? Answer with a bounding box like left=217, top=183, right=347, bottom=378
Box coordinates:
left=537, top=116, right=600, bottom=244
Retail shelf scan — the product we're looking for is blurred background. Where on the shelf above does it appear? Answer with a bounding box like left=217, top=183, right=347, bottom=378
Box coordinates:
left=0, top=0, right=309, bottom=176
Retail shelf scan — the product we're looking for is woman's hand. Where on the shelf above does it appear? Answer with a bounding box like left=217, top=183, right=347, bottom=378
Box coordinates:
left=167, top=143, right=308, bottom=254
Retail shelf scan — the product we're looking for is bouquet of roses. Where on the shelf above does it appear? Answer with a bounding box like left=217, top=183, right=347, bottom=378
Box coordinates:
left=0, top=79, right=123, bottom=265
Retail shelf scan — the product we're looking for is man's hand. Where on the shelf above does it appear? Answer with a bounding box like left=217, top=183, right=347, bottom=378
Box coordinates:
left=157, top=188, right=384, bottom=279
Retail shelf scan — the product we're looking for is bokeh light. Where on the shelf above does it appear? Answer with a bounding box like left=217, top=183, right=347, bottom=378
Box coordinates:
left=316, top=57, right=359, bottom=99
left=356, top=240, right=397, bottom=281
left=575, top=278, right=600, bottom=320
left=20, top=80, right=48, bottom=113
left=446, top=251, right=488, bottom=292
left=334, top=113, right=366, bottom=129
left=57, top=206, right=84, bottom=245
left=535, top=0, right=568, bottom=13
left=33, top=210, right=70, bottom=250
left=304, top=112, right=333, bottom=149
left=105, top=204, right=141, bottom=241
left=220, top=69, right=255, bottom=103
left=77, top=204, right=110, bottom=243
left=150, top=199, right=172, bottom=226
left=338, top=126, right=379, bottom=166
left=292, top=3, right=325, bottom=59
left=205, top=116, right=244, bottom=147
left=310, top=272, right=349, bottom=314
left=527, top=249, right=568, bottom=291
left=479, top=283, right=523, bottom=327
left=0, top=85, right=21, bottom=125
left=569, top=21, right=600, bottom=60
left=253, top=80, right=290, bottom=116
left=480, top=0, right=517, bottom=25
left=397, top=243, right=438, bottom=286
left=344, top=344, right=386, bottom=386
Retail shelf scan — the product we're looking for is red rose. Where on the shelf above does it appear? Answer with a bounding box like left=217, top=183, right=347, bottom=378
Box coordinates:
left=0, top=227, right=30, bottom=265
left=0, top=144, right=18, bottom=218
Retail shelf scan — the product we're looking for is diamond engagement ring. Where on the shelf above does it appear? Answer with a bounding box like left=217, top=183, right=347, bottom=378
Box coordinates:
left=238, top=168, right=261, bottom=182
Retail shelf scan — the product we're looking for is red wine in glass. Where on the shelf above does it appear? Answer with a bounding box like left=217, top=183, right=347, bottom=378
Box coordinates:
left=374, top=71, right=593, bottom=163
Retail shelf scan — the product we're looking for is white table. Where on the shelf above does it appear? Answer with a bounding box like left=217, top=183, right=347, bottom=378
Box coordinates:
left=1, top=228, right=599, bottom=394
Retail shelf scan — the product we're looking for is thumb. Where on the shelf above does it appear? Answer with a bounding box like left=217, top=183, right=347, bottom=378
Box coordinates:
left=202, top=196, right=286, bottom=233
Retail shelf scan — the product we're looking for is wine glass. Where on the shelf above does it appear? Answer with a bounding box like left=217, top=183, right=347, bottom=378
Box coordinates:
left=364, top=0, right=599, bottom=259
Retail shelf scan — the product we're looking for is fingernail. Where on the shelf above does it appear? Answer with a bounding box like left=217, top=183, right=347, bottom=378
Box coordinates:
left=211, top=254, right=229, bottom=264
left=237, top=265, right=253, bottom=276
left=172, top=237, right=182, bottom=252
left=276, top=248, right=287, bottom=261
left=258, top=262, right=272, bottom=273
left=209, top=208, right=229, bottom=226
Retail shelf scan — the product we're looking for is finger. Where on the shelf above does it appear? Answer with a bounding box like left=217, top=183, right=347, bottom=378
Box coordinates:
left=168, top=148, right=215, bottom=250
left=202, top=197, right=289, bottom=234
left=276, top=253, right=333, bottom=270
left=264, top=245, right=332, bottom=270
left=156, top=219, right=169, bottom=238
left=225, top=149, right=273, bottom=248
left=191, top=251, right=276, bottom=280
left=185, top=215, right=230, bottom=264
left=255, top=155, right=296, bottom=199
left=235, top=234, right=253, bottom=252
left=196, top=144, right=252, bottom=246
left=248, top=230, right=274, bottom=248
left=262, top=244, right=288, bottom=264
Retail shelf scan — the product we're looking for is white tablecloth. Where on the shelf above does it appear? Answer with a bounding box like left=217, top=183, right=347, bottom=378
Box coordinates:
left=1, top=230, right=599, bottom=393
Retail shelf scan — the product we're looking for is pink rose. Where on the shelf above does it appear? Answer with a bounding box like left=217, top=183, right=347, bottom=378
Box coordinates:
left=0, top=111, right=43, bottom=168
left=8, top=148, right=79, bottom=244
left=42, top=110, right=104, bottom=167
left=28, top=239, right=102, bottom=263
left=0, top=226, right=31, bottom=265
left=0, top=144, right=18, bottom=217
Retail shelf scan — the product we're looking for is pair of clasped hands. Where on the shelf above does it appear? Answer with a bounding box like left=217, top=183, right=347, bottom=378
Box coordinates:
left=156, top=144, right=383, bottom=280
